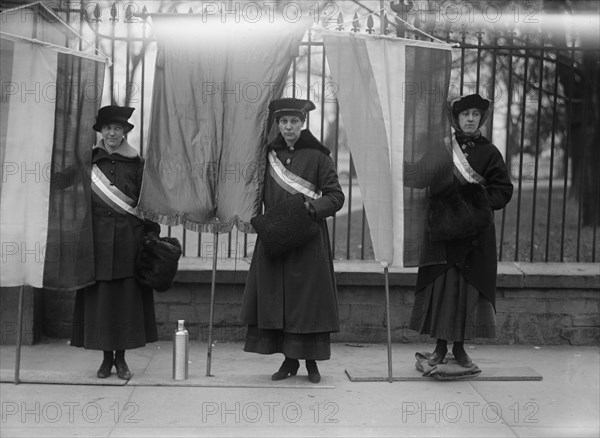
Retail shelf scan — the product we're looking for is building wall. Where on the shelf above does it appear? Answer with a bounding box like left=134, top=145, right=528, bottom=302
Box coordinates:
left=2, top=261, right=599, bottom=346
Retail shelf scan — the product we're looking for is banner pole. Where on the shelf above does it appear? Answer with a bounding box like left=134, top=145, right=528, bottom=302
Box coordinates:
left=14, top=285, right=25, bottom=384
left=380, top=0, right=384, bottom=34
left=206, top=232, right=219, bottom=376
left=384, top=265, right=393, bottom=383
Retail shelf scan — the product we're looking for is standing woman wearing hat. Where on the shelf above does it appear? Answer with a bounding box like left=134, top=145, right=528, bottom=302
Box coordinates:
left=405, top=94, right=513, bottom=367
left=70, top=105, right=160, bottom=379
left=239, top=98, right=345, bottom=383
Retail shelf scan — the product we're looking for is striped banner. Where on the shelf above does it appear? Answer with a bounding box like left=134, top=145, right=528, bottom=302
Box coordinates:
left=323, top=31, right=452, bottom=267
left=0, top=38, right=105, bottom=290
left=138, top=17, right=311, bottom=233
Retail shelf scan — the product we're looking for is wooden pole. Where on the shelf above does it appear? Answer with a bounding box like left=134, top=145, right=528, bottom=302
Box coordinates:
left=14, top=285, right=25, bottom=384
left=384, top=265, right=393, bottom=382
left=205, top=233, right=219, bottom=376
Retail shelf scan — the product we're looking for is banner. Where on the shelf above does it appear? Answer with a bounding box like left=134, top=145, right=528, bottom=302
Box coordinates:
left=139, top=17, right=311, bottom=233
left=323, top=31, right=452, bottom=267
left=1, top=38, right=104, bottom=290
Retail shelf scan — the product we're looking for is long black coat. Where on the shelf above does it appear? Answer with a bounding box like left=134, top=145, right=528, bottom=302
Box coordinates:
left=70, top=140, right=159, bottom=351
left=405, top=136, right=513, bottom=307
left=91, top=144, right=159, bottom=279
left=239, top=130, right=345, bottom=333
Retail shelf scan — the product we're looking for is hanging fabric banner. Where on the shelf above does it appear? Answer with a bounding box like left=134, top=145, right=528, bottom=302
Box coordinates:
left=138, top=17, right=312, bottom=233
left=1, top=38, right=105, bottom=290
left=323, top=31, right=452, bottom=267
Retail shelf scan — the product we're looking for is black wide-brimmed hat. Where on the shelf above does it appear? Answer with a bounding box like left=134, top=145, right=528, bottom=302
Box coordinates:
left=269, top=98, right=316, bottom=121
left=93, top=105, right=135, bottom=132
left=452, top=94, right=490, bottom=115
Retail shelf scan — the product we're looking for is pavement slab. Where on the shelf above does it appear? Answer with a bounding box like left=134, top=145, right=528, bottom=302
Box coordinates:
left=0, top=341, right=598, bottom=437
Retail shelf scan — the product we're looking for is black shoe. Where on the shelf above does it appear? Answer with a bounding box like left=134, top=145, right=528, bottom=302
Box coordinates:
left=271, top=358, right=300, bottom=381
left=427, top=348, right=447, bottom=366
left=452, top=346, right=473, bottom=368
left=97, top=360, right=113, bottom=379
left=306, top=360, right=321, bottom=384
left=114, top=357, right=132, bottom=380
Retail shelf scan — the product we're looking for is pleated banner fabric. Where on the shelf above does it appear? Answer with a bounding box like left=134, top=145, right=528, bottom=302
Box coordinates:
left=0, top=38, right=105, bottom=290
left=323, top=31, right=452, bottom=267
left=138, top=17, right=312, bottom=233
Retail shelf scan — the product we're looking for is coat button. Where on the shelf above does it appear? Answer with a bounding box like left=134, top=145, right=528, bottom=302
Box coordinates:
left=110, top=170, right=114, bottom=174
left=107, top=211, right=112, bottom=216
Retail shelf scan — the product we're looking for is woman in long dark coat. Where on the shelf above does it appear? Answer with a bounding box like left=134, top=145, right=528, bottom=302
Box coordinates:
left=406, top=94, right=513, bottom=367
left=70, top=106, right=160, bottom=380
left=239, top=98, right=345, bottom=383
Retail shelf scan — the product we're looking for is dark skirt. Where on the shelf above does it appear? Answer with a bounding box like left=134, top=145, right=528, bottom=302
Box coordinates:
left=244, top=325, right=331, bottom=360
left=408, top=265, right=496, bottom=341
left=70, top=277, right=158, bottom=351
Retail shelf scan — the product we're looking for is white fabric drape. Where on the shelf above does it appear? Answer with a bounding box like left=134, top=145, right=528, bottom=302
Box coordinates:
left=324, top=31, right=452, bottom=267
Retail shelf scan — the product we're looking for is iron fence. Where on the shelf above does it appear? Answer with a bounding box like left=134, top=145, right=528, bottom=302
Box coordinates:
left=5, top=0, right=597, bottom=263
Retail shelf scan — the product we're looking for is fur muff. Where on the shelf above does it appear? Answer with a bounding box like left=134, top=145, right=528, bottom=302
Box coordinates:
left=427, top=183, right=493, bottom=242
left=251, top=193, right=320, bottom=259
left=135, top=234, right=182, bottom=292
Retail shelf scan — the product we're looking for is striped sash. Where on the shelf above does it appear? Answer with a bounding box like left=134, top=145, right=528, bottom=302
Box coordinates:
left=91, top=164, right=142, bottom=218
left=268, top=150, right=321, bottom=200
left=445, top=135, right=487, bottom=185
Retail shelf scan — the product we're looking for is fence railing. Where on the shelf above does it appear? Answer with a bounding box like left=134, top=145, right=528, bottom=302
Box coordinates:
left=6, top=1, right=597, bottom=263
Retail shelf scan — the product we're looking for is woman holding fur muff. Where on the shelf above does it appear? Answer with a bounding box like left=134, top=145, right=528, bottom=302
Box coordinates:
left=70, top=106, right=160, bottom=380
left=239, top=98, right=345, bottom=384
left=405, top=94, right=513, bottom=368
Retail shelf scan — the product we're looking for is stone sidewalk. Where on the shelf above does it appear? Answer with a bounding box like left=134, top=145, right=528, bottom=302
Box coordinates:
left=1, top=340, right=598, bottom=437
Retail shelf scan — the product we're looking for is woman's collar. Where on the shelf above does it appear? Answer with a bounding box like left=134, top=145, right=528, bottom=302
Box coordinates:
left=93, top=138, right=139, bottom=158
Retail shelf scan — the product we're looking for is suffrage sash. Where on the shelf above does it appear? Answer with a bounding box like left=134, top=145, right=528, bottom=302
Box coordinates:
left=445, top=136, right=487, bottom=186
left=268, top=150, right=321, bottom=200
left=91, top=164, right=142, bottom=218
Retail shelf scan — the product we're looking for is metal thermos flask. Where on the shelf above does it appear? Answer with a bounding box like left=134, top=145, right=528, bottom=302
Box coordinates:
left=172, top=319, right=189, bottom=380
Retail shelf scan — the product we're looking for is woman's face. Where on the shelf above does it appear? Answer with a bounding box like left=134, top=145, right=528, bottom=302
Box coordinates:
left=458, top=108, right=482, bottom=133
left=278, top=115, right=303, bottom=146
left=101, top=123, right=125, bottom=149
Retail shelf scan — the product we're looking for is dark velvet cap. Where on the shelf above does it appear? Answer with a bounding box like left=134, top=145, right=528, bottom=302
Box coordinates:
left=93, top=105, right=135, bottom=132
left=452, top=94, right=490, bottom=115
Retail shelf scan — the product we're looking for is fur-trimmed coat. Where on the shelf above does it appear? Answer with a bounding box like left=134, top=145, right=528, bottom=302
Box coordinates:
left=405, top=136, right=513, bottom=307
left=239, top=130, right=345, bottom=333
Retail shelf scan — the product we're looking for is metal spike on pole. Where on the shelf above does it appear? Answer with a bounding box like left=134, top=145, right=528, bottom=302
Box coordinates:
left=384, top=264, right=393, bottom=383
left=206, top=232, right=219, bottom=376
left=14, top=285, right=24, bottom=384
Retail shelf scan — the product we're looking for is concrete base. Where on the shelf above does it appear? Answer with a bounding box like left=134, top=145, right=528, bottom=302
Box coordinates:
left=128, top=374, right=335, bottom=388
left=3, top=261, right=599, bottom=345
left=0, top=369, right=127, bottom=386
left=345, top=367, right=543, bottom=382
